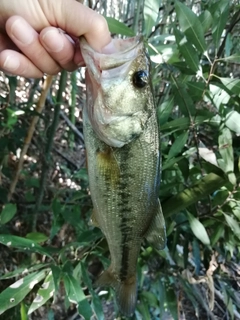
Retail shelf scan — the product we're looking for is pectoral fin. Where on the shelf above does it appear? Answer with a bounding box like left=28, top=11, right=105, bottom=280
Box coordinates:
left=145, top=199, right=166, bottom=250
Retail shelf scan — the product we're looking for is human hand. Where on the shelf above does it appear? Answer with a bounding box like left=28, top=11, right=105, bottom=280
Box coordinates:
left=0, top=0, right=111, bottom=78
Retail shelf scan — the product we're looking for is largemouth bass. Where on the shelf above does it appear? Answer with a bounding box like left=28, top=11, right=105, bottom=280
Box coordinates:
left=80, top=36, right=166, bottom=317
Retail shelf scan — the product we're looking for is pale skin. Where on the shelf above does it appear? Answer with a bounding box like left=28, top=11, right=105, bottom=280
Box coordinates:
left=0, top=0, right=111, bottom=78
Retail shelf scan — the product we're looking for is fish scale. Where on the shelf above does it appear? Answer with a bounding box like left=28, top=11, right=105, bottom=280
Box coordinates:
left=80, top=36, right=166, bottom=317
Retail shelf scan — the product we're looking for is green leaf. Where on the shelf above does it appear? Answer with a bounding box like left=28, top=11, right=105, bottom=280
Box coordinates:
left=187, top=211, right=210, bottom=245
left=26, top=232, right=48, bottom=243
left=225, top=110, right=240, bottom=134
left=0, top=235, right=56, bottom=259
left=168, top=131, right=188, bottom=159
left=63, top=274, right=92, bottom=320
left=210, top=0, right=229, bottom=48
left=219, top=54, right=240, bottom=64
left=162, top=173, right=227, bottom=218
left=143, top=0, right=159, bottom=36
left=0, top=203, right=17, bottom=224
left=218, top=127, right=236, bottom=185
left=105, top=17, right=135, bottom=37
left=158, top=96, right=174, bottom=126
left=199, top=10, right=213, bottom=33
left=172, top=81, right=195, bottom=116
left=81, top=262, right=105, bottom=320
left=0, top=270, right=47, bottom=315
left=175, top=1, right=207, bottom=53
left=174, top=28, right=199, bottom=72
left=20, top=302, right=28, bottom=320
left=210, top=223, right=224, bottom=246
left=28, top=271, right=55, bottom=314
left=0, top=263, right=49, bottom=280
left=219, top=77, right=240, bottom=95
left=224, top=213, right=240, bottom=240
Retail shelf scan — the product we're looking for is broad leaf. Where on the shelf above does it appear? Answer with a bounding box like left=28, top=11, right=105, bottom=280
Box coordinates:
left=63, top=274, right=92, bottom=320
left=28, top=271, right=55, bottom=314
left=105, top=17, right=135, bottom=37
left=168, top=131, right=188, bottom=159
left=187, top=211, right=210, bottom=245
left=224, top=213, right=240, bottom=240
left=0, top=204, right=17, bottom=224
left=225, top=110, right=240, bottom=134
left=143, top=0, right=160, bottom=36
left=210, top=0, right=229, bottom=48
left=174, top=28, right=199, bottom=72
left=175, top=1, right=207, bottom=53
left=0, top=270, right=47, bottom=315
left=218, top=127, right=236, bottom=185
left=0, top=234, right=56, bottom=259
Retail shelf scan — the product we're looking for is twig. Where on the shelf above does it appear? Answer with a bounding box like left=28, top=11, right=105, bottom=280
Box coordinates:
left=8, top=75, right=53, bottom=201
left=60, top=110, right=84, bottom=144
left=33, top=71, right=67, bottom=231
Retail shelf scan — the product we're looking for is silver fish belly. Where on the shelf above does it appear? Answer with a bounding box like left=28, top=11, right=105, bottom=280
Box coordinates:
left=80, top=36, right=166, bottom=317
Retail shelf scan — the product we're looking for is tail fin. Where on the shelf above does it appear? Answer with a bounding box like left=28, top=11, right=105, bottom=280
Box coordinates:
left=95, top=269, right=137, bottom=317
left=115, top=276, right=137, bottom=317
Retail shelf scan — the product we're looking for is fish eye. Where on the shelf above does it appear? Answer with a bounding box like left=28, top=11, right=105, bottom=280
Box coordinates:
left=132, top=70, right=148, bottom=88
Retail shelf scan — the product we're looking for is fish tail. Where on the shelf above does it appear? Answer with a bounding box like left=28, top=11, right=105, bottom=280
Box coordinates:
left=95, top=269, right=137, bottom=317
left=115, top=276, right=137, bottom=317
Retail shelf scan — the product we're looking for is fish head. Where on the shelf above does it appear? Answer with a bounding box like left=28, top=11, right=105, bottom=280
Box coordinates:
left=80, top=36, right=154, bottom=147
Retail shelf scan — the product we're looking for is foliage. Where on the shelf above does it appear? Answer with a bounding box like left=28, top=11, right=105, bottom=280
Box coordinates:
left=0, top=0, right=240, bottom=319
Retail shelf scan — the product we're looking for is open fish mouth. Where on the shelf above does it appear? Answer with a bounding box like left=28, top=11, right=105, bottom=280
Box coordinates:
left=80, top=36, right=151, bottom=148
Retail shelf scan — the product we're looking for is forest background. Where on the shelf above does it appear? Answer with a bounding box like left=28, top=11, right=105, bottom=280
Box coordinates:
left=0, top=0, right=240, bottom=319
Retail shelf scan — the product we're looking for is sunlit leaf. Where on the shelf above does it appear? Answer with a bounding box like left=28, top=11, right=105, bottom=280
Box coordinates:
left=199, top=147, right=218, bottom=167
left=174, top=28, right=199, bottom=72
left=218, top=127, right=236, bottom=185
left=225, top=110, right=240, bottom=134
left=143, top=0, right=159, bottom=36
left=175, top=1, right=207, bottom=53
left=219, top=77, right=240, bottom=95
left=105, top=17, right=135, bottom=36
left=0, top=270, right=47, bottom=315
left=187, top=211, right=210, bottom=245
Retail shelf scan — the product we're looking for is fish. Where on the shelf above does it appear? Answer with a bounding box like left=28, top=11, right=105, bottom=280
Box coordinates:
left=80, top=35, right=166, bottom=317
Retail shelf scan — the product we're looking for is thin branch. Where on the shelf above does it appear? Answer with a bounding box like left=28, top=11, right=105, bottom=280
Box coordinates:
left=33, top=71, right=67, bottom=231
left=8, top=75, right=53, bottom=201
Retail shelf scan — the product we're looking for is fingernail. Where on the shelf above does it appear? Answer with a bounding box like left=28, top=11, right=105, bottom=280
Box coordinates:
left=42, top=30, right=64, bottom=53
left=11, top=19, right=34, bottom=45
left=3, top=55, right=20, bottom=72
